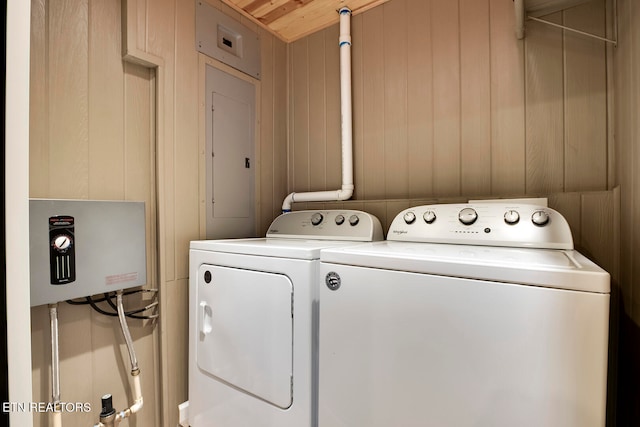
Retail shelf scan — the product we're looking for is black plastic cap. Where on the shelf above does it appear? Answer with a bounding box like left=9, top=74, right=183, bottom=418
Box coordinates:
left=100, top=394, right=116, bottom=417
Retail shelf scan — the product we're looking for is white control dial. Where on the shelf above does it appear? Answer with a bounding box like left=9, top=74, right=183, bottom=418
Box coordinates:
left=335, top=214, right=345, bottom=225
left=311, top=212, right=324, bottom=226
left=458, top=208, right=478, bottom=225
left=423, top=211, right=436, bottom=224
left=348, top=214, right=360, bottom=226
left=531, top=210, right=550, bottom=226
left=504, top=210, right=520, bottom=225
left=403, top=212, right=417, bottom=224
left=52, top=235, right=72, bottom=251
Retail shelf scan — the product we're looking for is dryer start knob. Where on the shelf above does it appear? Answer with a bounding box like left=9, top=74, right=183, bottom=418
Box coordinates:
left=504, top=210, right=520, bottom=225
left=311, top=212, right=324, bottom=226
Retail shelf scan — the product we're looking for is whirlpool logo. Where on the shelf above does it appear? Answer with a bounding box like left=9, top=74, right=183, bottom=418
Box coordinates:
left=391, top=229, right=408, bottom=235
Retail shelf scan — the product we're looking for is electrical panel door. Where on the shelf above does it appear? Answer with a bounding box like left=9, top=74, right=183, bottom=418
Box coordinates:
left=205, top=65, right=256, bottom=239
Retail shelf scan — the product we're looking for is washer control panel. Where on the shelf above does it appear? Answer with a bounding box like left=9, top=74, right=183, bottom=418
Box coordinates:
left=388, top=203, right=573, bottom=249
left=266, top=210, right=384, bottom=241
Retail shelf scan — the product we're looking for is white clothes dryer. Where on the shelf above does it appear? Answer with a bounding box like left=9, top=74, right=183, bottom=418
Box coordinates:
left=319, top=202, right=610, bottom=427
left=188, top=210, right=383, bottom=427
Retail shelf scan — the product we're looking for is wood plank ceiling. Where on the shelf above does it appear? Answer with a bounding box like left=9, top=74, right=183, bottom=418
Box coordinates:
left=220, top=0, right=391, bottom=42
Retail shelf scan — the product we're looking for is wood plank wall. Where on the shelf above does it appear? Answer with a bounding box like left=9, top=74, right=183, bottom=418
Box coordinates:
left=29, top=1, right=160, bottom=426
left=616, top=0, right=640, bottom=330
left=29, top=0, right=288, bottom=426
left=287, top=0, right=610, bottom=203
left=614, top=0, right=640, bottom=424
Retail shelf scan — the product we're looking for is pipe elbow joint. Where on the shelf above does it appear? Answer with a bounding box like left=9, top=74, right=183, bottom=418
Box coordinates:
left=337, top=187, right=353, bottom=200
left=282, top=193, right=295, bottom=213
left=130, top=397, right=144, bottom=414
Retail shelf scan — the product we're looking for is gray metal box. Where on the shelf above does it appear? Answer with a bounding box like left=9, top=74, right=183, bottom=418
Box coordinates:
left=196, top=1, right=261, bottom=80
left=29, top=199, right=147, bottom=307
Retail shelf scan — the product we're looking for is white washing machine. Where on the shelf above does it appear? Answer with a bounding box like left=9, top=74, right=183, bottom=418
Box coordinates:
left=319, top=202, right=610, bottom=427
left=188, top=210, right=383, bottom=427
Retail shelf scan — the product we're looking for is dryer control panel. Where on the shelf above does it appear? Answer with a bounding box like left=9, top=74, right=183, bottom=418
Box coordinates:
left=388, top=203, right=573, bottom=249
left=267, top=210, right=384, bottom=242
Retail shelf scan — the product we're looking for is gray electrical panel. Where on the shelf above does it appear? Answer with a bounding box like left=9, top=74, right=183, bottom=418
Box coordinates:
left=196, top=1, right=261, bottom=80
left=205, top=65, right=256, bottom=239
left=29, top=199, right=147, bottom=307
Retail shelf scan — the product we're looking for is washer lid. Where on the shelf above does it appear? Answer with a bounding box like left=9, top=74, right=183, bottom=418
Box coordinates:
left=320, top=242, right=610, bottom=294
left=191, top=238, right=356, bottom=260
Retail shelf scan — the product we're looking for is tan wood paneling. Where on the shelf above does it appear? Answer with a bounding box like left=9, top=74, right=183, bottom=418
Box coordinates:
left=48, top=0, right=89, bottom=198
left=361, top=6, right=386, bottom=200
left=124, top=63, right=158, bottom=353
left=351, top=13, right=366, bottom=200
left=564, top=0, right=608, bottom=192
left=272, top=36, right=289, bottom=222
left=489, top=0, right=526, bottom=195
left=163, top=279, right=189, bottom=427
left=291, top=38, right=310, bottom=193
left=174, top=0, right=200, bottom=280
left=432, top=0, right=461, bottom=197
left=89, top=0, right=125, bottom=199
left=525, top=13, right=565, bottom=194
left=406, top=0, right=433, bottom=198
left=613, top=3, right=640, bottom=423
left=581, top=191, right=615, bottom=274
left=615, top=0, right=633, bottom=314
left=548, top=191, right=582, bottom=246
left=147, top=0, right=176, bottom=288
left=383, top=0, right=409, bottom=199
left=460, top=0, right=492, bottom=196
left=626, top=0, right=640, bottom=319
left=259, top=30, right=275, bottom=232
left=308, top=31, right=327, bottom=190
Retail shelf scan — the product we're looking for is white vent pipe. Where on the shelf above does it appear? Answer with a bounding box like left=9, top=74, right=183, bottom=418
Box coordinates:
left=282, top=7, right=354, bottom=212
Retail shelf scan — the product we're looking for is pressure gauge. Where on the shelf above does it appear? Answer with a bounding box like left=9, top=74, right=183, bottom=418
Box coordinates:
left=52, top=234, right=72, bottom=252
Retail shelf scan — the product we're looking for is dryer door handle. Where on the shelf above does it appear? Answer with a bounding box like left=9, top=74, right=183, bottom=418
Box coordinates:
left=199, top=301, right=213, bottom=335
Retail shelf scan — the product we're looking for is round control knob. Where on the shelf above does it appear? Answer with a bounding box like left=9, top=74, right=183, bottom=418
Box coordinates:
left=504, top=210, right=520, bottom=225
left=348, top=215, right=360, bottom=226
left=423, top=211, right=436, bottom=224
left=531, top=210, right=550, bottom=226
left=458, top=208, right=478, bottom=226
left=52, top=235, right=72, bottom=252
left=311, top=212, right=324, bottom=226
left=335, top=214, right=345, bottom=225
left=403, top=211, right=417, bottom=224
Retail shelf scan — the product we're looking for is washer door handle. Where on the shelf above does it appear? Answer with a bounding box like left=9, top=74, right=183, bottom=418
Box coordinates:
left=199, top=301, right=213, bottom=335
